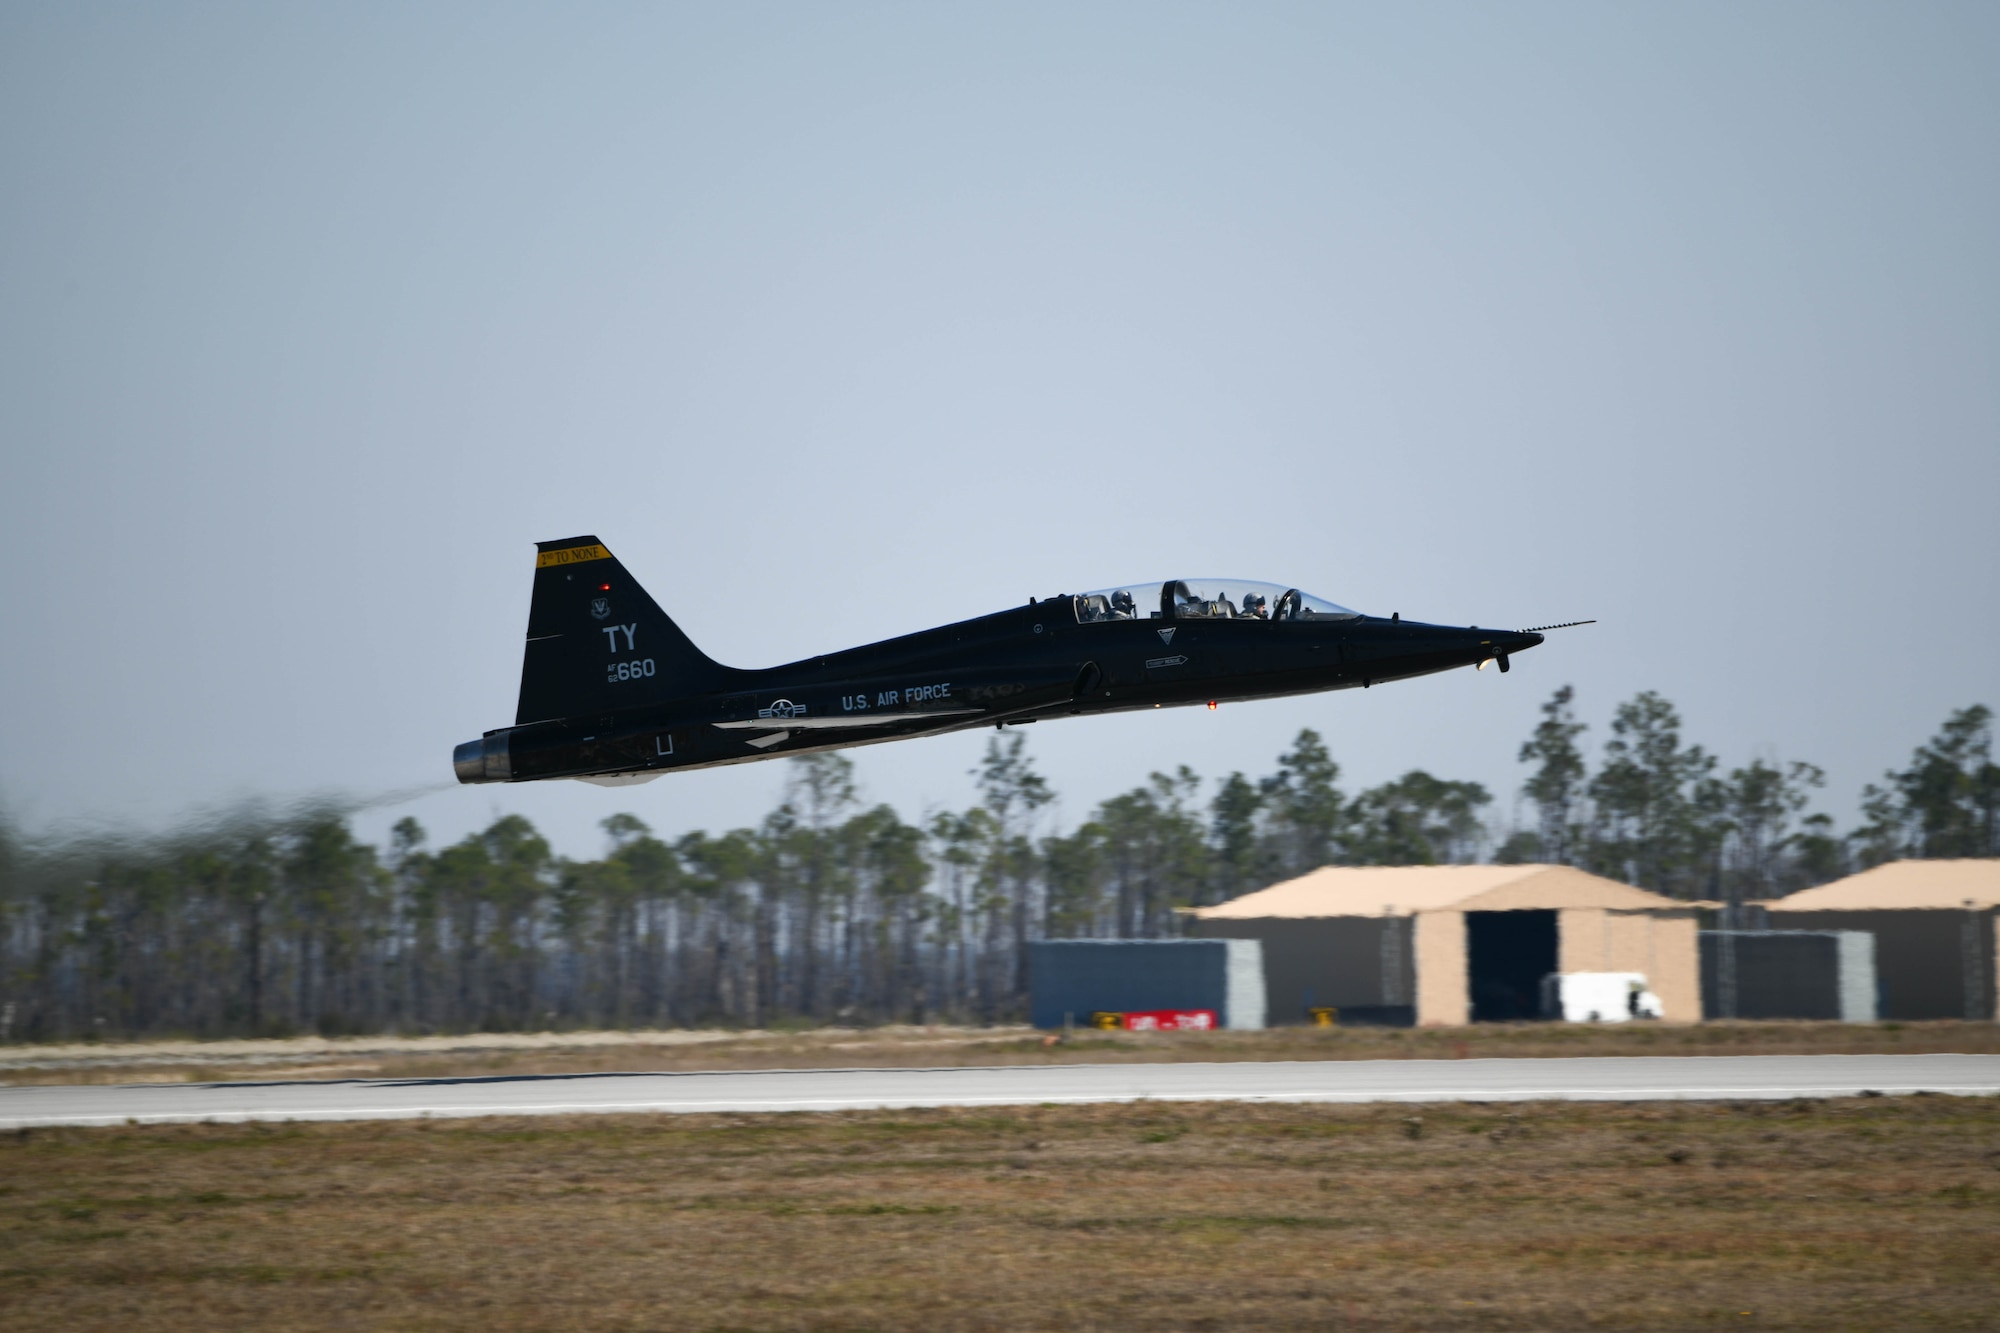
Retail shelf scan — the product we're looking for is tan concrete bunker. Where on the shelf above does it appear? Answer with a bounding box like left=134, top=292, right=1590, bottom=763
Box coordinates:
left=1767, top=859, right=1999, bottom=1021
left=1187, top=864, right=1700, bottom=1026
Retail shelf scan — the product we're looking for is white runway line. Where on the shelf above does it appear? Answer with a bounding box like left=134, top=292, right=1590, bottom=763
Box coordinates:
left=4, top=1054, right=1997, bottom=1128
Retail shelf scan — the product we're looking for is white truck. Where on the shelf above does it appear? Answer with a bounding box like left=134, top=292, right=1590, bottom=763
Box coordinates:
left=1542, top=971, right=1663, bottom=1023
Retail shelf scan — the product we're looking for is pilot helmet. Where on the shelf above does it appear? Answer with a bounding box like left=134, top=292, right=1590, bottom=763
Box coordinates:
left=1242, top=592, right=1267, bottom=614
left=1110, top=589, right=1136, bottom=613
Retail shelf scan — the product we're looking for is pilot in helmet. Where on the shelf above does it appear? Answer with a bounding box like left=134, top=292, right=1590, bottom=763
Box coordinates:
left=1241, top=592, right=1269, bottom=620
left=1110, top=589, right=1136, bottom=619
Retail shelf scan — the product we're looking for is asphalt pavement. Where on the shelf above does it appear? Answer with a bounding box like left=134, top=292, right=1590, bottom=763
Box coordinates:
left=4, top=1053, right=1997, bottom=1128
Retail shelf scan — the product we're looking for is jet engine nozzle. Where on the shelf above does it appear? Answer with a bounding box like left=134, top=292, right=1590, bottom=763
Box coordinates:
left=453, top=733, right=513, bottom=784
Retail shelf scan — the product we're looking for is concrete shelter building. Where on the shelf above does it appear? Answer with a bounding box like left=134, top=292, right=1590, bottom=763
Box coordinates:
left=1187, top=864, right=1700, bottom=1026
left=1767, top=859, right=1999, bottom=1021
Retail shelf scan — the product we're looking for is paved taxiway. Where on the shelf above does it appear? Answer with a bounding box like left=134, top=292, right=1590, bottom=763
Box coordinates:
left=4, top=1054, right=1997, bottom=1128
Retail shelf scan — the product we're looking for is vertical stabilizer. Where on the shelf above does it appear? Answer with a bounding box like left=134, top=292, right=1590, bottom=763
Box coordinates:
left=513, top=536, right=733, bottom=725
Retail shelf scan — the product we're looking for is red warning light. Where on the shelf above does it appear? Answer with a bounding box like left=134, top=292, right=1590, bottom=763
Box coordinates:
left=598, top=582, right=611, bottom=591
left=1207, top=700, right=1218, bottom=711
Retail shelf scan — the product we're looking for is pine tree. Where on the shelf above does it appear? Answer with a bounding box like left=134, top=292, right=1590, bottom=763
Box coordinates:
left=1716, top=759, right=1827, bottom=901
left=1206, top=772, right=1265, bottom=903
left=1587, top=692, right=1716, bottom=896
left=1896, top=705, right=1999, bottom=858
left=1259, top=729, right=1346, bottom=874
left=976, top=734, right=1051, bottom=1009
left=1518, top=685, right=1589, bottom=864
left=1348, top=772, right=1492, bottom=865
left=1848, top=705, right=2000, bottom=864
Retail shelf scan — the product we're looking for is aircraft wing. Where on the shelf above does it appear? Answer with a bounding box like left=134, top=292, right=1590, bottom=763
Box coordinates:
left=712, top=708, right=981, bottom=732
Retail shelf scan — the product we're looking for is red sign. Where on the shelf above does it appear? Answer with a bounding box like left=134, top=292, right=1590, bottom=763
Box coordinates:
left=1114, top=1009, right=1217, bottom=1032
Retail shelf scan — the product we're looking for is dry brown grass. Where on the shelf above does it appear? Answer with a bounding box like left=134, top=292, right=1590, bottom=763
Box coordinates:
left=3, top=1094, right=1997, bottom=1330
left=7, top=1020, right=2000, bottom=1087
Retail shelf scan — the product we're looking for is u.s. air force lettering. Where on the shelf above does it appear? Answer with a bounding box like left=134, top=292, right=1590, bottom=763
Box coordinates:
left=844, top=681, right=951, bottom=711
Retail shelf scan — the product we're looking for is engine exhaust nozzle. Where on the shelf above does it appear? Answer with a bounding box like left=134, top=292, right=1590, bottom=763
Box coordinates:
left=452, top=733, right=512, bottom=784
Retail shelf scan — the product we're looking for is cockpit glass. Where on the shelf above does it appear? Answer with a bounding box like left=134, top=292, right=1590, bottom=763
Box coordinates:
left=1073, top=580, right=1358, bottom=623
left=1074, top=586, right=1148, bottom=623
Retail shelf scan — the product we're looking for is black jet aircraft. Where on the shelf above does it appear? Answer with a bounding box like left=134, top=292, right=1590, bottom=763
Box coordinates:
left=454, top=536, right=1562, bottom=787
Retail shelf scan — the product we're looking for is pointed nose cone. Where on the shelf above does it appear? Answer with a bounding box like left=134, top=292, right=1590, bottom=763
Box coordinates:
left=1487, top=629, right=1543, bottom=673
left=1458, top=626, right=1543, bottom=672
left=1457, top=627, right=1544, bottom=653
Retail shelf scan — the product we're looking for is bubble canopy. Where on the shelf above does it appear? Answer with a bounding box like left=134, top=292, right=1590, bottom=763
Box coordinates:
left=1073, top=579, right=1360, bottom=624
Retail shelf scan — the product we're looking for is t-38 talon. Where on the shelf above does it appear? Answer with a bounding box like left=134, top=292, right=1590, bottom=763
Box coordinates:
left=453, top=537, right=1567, bottom=786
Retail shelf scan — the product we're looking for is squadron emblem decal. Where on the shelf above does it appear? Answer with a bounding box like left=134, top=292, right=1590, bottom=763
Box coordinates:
left=589, top=597, right=612, bottom=620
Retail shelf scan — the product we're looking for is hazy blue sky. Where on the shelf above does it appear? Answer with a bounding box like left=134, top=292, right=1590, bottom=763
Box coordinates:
left=3, top=4, right=1995, bottom=858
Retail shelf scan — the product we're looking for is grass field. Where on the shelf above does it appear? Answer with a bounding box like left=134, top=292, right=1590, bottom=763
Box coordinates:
left=7, top=1019, right=2000, bottom=1086
left=3, top=1093, right=1997, bottom=1330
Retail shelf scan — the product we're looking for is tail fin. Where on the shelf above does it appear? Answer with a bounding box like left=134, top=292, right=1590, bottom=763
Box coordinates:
left=514, top=536, right=735, bottom=725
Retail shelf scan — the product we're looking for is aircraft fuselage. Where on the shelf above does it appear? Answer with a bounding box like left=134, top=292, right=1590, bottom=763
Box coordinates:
left=453, top=539, right=1545, bottom=786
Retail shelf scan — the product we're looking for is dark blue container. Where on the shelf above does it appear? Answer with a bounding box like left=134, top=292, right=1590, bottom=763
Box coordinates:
left=1027, top=938, right=1265, bottom=1030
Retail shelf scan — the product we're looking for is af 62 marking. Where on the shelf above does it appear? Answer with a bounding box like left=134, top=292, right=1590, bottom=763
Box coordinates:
left=607, top=658, right=656, bottom=684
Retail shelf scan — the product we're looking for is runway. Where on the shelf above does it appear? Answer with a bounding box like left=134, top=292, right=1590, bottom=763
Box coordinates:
left=5, top=1053, right=1997, bottom=1128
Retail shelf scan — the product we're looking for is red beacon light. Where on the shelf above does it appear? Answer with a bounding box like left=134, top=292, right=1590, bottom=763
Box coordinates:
left=1207, top=700, right=1218, bottom=711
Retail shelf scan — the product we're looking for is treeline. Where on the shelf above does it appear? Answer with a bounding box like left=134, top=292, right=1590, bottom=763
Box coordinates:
left=1, top=695, right=1992, bottom=1041
left=1506, top=693, right=1997, bottom=897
